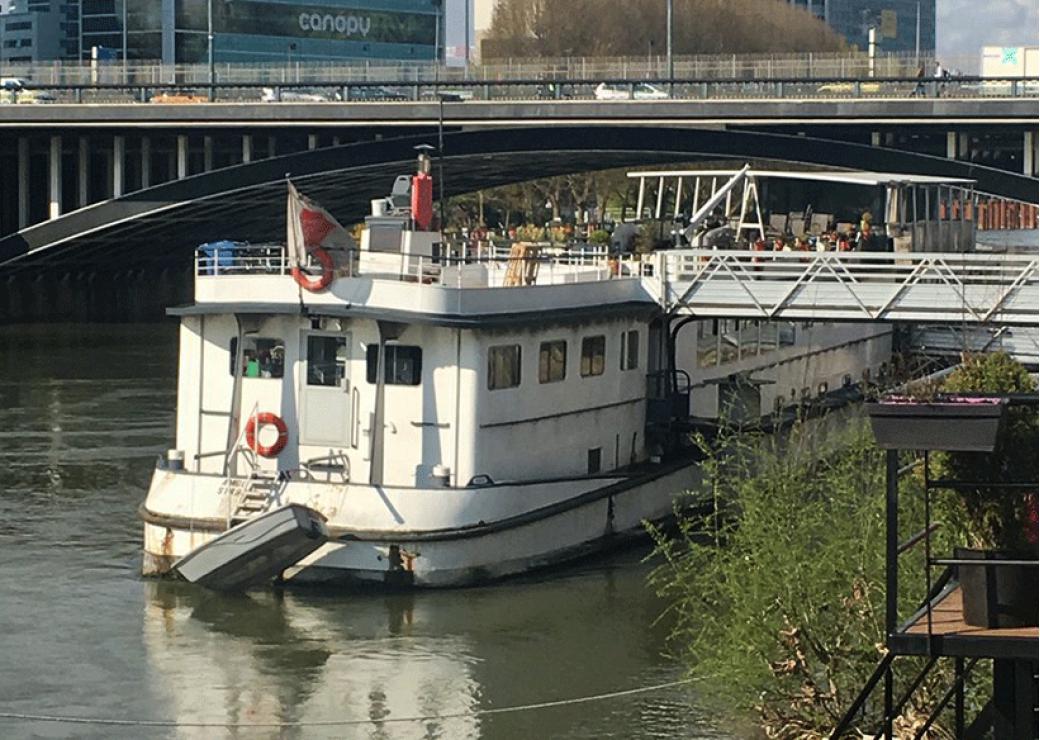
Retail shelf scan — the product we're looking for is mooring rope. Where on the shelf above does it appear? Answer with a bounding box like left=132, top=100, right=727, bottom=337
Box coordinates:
left=0, top=676, right=698, bottom=728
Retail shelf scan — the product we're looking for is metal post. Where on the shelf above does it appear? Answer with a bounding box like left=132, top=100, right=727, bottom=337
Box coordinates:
left=883, top=448, right=898, bottom=740
left=121, top=0, right=128, bottom=81
left=176, top=134, right=188, bottom=179
left=666, top=0, right=674, bottom=84
left=140, top=136, right=151, bottom=188
left=868, top=28, right=876, bottom=78
left=241, top=134, right=252, bottom=163
left=78, top=136, right=89, bottom=207
left=112, top=135, right=125, bottom=197
left=48, top=135, right=62, bottom=220
left=17, top=137, right=29, bottom=229
left=464, top=0, right=470, bottom=67
left=954, top=657, right=965, bottom=738
left=202, top=135, right=213, bottom=171
left=207, top=0, right=215, bottom=97
left=915, top=2, right=921, bottom=65
left=438, top=95, right=446, bottom=228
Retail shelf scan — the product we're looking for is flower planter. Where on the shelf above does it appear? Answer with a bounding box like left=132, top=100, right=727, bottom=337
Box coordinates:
left=955, top=547, right=1039, bottom=628
left=865, top=397, right=1007, bottom=452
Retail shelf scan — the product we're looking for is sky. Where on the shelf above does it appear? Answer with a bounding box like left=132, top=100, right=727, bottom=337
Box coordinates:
left=473, top=0, right=1040, bottom=64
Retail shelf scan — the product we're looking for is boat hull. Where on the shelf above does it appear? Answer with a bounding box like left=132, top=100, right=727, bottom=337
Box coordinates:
left=141, top=460, right=701, bottom=588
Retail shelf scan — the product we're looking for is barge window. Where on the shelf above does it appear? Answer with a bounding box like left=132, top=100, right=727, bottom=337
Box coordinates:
left=620, top=330, right=639, bottom=371
left=778, top=322, right=796, bottom=347
left=229, top=337, right=284, bottom=379
left=307, top=336, right=347, bottom=387
left=538, top=340, right=567, bottom=384
left=580, top=335, right=606, bottom=377
left=366, top=345, right=422, bottom=385
left=587, top=448, right=601, bottom=474
left=488, top=344, right=521, bottom=390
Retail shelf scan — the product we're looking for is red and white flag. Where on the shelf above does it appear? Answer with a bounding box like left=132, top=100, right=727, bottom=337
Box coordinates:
left=286, top=182, right=354, bottom=267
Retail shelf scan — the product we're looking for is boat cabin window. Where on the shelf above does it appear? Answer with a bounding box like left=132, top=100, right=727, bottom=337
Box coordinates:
left=580, top=336, right=606, bottom=377
left=620, top=330, right=639, bottom=371
left=229, top=337, right=284, bottom=379
left=538, top=340, right=567, bottom=384
left=778, top=322, right=796, bottom=347
left=366, top=345, right=423, bottom=385
left=307, top=335, right=347, bottom=387
left=488, top=344, right=521, bottom=390
left=587, top=448, right=602, bottom=474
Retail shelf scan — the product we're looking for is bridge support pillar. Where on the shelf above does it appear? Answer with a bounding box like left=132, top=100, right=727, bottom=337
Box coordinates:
left=267, top=137, right=276, bottom=159
left=48, top=135, right=62, bottom=220
left=945, top=131, right=957, bottom=160
left=176, top=135, right=188, bottom=179
left=77, top=136, right=89, bottom=207
left=1024, top=130, right=1036, bottom=177
left=241, top=135, right=252, bottom=163
left=17, top=137, right=29, bottom=230
left=307, top=134, right=318, bottom=150
left=141, top=137, right=151, bottom=189
left=113, top=136, right=125, bottom=198
left=203, top=136, right=213, bottom=171
left=871, top=131, right=880, bottom=147
left=958, top=132, right=969, bottom=160
left=333, top=136, right=341, bottom=147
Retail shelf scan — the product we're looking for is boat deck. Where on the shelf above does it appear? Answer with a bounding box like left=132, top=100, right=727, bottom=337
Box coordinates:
left=888, top=584, right=1038, bottom=660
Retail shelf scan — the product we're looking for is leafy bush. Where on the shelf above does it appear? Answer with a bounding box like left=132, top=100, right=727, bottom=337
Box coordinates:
left=934, top=352, right=1038, bottom=552
left=587, top=229, right=610, bottom=246
left=649, top=418, right=958, bottom=738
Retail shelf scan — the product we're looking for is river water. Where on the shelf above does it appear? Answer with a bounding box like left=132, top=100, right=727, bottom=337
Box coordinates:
left=0, top=323, right=723, bottom=740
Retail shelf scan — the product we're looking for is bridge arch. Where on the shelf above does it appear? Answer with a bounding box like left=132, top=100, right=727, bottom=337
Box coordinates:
left=1, top=126, right=1035, bottom=272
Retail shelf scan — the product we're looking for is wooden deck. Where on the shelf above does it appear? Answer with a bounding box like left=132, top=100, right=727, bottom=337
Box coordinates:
left=890, top=585, right=1038, bottom=659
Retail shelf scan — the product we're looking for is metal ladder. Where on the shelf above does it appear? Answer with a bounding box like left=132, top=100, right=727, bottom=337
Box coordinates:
left=220, top=474, right=281, bottom=528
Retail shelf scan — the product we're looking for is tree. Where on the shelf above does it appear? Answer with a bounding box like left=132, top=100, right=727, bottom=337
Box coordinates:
left=485, top=0, right=844, bottom=58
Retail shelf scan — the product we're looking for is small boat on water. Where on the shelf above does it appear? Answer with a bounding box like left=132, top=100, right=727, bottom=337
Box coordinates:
left=173, top=503, right=329, bottom=591
left=141, top=157, right=973, bottom=587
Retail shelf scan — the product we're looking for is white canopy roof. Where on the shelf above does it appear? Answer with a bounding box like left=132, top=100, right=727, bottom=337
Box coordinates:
left=627, top=169, right=976, bottom=187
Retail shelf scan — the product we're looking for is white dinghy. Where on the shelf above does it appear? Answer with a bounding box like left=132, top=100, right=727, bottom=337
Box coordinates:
left=173, top=504, right=329, bottom=591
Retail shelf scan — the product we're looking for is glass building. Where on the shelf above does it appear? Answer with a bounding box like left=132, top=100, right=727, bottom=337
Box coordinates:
left=787, top=0, right=935, bottom=54
left=80, top=0, right=443, bottom=63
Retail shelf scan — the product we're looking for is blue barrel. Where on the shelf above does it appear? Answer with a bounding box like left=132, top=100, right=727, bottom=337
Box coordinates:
left=198, top=240, right=239, bottom=275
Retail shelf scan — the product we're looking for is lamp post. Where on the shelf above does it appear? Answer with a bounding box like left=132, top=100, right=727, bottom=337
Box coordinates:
left=435, top=92, right=449, bottom=229
left=666, top=0, right=673, bottom=83
left=207, top=0, right=214, bottom=97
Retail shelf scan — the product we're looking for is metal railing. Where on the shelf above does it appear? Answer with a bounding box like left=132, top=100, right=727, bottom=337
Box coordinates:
left=2, top=74, right=1036, bottom=106
left=0, top=50, right=966, bottom=86
left=658, top=249, right=1039, bottom=325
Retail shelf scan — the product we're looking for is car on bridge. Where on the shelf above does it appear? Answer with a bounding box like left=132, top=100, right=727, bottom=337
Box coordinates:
left=260, top=87, right=337, bottom=103
left=345, top=85, right=409, bottom=101
left=594, top=82, right=669, bottom=100
left=0, top=78, right=56, bottom=104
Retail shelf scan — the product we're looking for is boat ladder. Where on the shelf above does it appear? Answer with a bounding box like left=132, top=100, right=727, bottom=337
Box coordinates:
left=221, top=475, right=282, bottom=528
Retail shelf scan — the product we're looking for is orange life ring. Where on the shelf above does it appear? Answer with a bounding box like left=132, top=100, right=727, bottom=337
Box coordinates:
left=292, top=246, right=334, bottom=292
left=245, top=412, right=288, bottom=458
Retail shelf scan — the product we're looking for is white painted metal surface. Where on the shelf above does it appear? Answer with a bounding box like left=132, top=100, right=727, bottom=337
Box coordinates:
left=656, top=250, right=1038, bottom=326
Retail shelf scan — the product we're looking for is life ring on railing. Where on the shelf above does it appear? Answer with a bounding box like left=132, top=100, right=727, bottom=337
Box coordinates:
left=245, top=412, right=289, bottom=458
left=291, top=247, right=334, bottom=292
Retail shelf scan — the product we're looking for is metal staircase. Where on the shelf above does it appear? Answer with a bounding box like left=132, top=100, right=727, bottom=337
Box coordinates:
left=220, top=475, right=282, bottom=528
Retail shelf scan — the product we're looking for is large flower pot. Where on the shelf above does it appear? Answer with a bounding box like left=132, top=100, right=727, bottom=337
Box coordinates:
left=865, top=399, right=1007, bottom=452
left=956, top=547, right=1039, bottom=628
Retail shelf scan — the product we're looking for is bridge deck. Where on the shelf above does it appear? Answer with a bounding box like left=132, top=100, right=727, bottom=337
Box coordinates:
left=655, top=250, right=1038, bottom=326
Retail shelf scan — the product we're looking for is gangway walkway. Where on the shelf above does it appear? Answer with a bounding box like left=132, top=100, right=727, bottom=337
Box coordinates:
left=650, top=250, right=1038, bottom=326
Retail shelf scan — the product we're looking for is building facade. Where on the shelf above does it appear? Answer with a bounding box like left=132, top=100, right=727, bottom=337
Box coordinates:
left=0, top=7, right=66, bottom=62
left=788, top=0, right=935, bottom=54
left=76, top=0, right=443, bottom=64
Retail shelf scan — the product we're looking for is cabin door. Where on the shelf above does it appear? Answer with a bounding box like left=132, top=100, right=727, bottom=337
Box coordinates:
left=299, top=331, right=352, bottom=447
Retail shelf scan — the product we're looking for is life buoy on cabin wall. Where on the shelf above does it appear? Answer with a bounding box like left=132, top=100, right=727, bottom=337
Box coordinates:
left=292, top=246, right=334, bottom=292
left=245, top=412, right=289, bottom=458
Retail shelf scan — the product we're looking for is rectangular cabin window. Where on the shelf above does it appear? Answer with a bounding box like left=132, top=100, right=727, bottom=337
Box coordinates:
left=229, top=337, right=284, bottom=378
left=538, top=340, right=567, bottom=384
left=487, top=344, right=522, bottom=390
left=587, top=447, right=602, bottom=474
left=620, top=330, right=639, bottom=371
left=580, top=335, right=606, bottom=377
left=778, top=322, right=796, bottom=347
left=307, top=335, right=347, bottom=387
left=365, top=345, right=423, bottom=385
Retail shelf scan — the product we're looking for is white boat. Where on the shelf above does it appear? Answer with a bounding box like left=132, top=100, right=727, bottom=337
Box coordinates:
left=141, top=159, right=925, bottom=587
left=173, top=503, right=329, bottom=591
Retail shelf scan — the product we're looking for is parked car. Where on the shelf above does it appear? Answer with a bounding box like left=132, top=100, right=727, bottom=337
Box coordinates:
left=0, top=77, right=56, bottom=104
left=594, top=82, right=669, bottom=100
left=260, top=87, right=334, bottom=103
left=346, top=85, right=409, bottom=101
left=815, top=81, right=883, bottom=95
left=149, top=89, right=209, bottom=104
left=421, top=88, right=474, bottom=102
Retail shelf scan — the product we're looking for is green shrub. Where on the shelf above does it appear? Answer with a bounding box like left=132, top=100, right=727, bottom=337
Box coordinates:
left=587, top=229, right=610, bottom=246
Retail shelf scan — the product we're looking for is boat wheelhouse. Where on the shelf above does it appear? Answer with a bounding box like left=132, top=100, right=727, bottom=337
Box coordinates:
left=140, top=162, right=945, bottom=587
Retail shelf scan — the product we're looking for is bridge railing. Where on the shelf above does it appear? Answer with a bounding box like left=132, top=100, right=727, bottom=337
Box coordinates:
left=655, top=249, right=1039, bottom=325
left=4, top=75, right=1036, bottom=106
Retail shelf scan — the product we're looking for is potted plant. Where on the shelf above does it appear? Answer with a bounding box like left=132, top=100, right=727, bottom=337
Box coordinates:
left=866, top=394, right=1008, bottom=453
left=934, top=353, right=1039, bottom=628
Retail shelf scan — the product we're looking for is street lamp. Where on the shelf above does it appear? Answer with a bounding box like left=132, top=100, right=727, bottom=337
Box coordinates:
left=666, top=0, right=673, bottom=83
left=434, top=92, right=453, bottom=229
left=207, top=0, right=215, bottom=97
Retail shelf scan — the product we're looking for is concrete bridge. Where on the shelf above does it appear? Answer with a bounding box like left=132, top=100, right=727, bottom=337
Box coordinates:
left=1, top=76, right=1037, bottom=237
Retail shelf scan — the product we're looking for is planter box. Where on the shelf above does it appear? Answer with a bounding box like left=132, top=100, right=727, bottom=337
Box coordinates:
left=865, top=398, right=1007, bottom=452
left=956, top=547, right=1039, bottom=628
